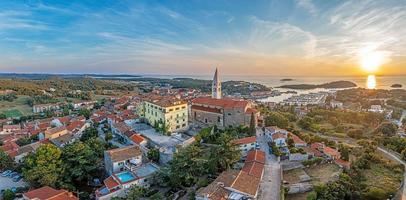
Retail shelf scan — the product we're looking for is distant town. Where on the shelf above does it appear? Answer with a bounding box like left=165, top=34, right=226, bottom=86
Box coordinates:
left=0, top=69, right=405, bottom=200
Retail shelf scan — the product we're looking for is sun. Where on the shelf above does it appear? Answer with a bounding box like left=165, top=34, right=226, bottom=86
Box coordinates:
left=360, top=51, right=384, bottom=73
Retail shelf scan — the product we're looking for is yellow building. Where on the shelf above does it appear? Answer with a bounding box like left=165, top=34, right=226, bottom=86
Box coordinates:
left=143, top=97, right=188, bottom=134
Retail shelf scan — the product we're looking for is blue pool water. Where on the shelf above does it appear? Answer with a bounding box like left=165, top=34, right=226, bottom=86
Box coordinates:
left=116, top=171, right=136, bottom=182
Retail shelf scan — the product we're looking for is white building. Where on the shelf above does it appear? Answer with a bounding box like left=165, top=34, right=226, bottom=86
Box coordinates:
left=104, top=145, right=143, bottom=176
left=232, top=136, right=257, bottom=156
left=212, top=68, right=222, bottom=99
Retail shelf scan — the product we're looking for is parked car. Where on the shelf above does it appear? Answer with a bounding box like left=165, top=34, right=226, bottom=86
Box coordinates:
left=13, top=175, right=23, bottom=182
left=1, top=170, right=12, bottom=177
left=8, top=172, right=18, bottom=178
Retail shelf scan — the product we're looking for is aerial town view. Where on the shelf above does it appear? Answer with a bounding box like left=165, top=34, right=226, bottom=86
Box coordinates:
left=0, top=0, right=406, bottom=200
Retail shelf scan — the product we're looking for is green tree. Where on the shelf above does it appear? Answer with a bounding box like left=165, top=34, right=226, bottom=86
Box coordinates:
left=147, top=148, right=160, bottom=163
left=80, top=127, right=98, bottom=141
left=2, top=189, right=15, bottom=200
left=62, top=141, right=100, bottom=183
left=85, top=137, right=107, bottom=158
left=265, top=112, right=289, bottom=129
left=339, top=145, right=350, bottom=161
left=105, top=131, right=113, bottom=142
left=0, top=149, right=13, bottom=170
left=249, top=112, right=256, bottom=135
left=375, top=122, right=398, bottom=137
left=22, top=144, right=64, bottom=187
left=79, top=108, right=91, bottom=119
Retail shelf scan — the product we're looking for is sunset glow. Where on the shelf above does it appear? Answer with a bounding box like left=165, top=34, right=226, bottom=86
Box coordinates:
left=360, top=51, right=384, bottom=73
left=366, top=75, right=377, bottom=89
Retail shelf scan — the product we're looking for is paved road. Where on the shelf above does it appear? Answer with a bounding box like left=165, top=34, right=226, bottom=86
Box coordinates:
left=377, top=147, right=406, bottom=200
left=398, top=110, right=406, bottom=127
left=257, top=128, right=281, bottom=200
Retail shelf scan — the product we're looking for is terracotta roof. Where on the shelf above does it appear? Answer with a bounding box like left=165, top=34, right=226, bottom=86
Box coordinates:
left=192, top=97, right=249, bottom=109
left=196, top=170, right=238, bottom=199
left=38, top=122, right=51, bottom=130
left=123, top=130, right=136, bottom=138
left=232, top=136, right=256, bottom=146
left=246, top=150, right=266, bottom=164
left=230, top=170, right=261, bottom=197
left=146, top=97, right=187, bottom=108
left=105, top=145, right=141, bottom=162
left=66, top=121, right=85, bottom=132
left=113, top=122, right=131, bottom=134
left=272, top=133, right=287, bottom=140
left=104, top=176, right=120, bottom=190
left=24, top=186, right=78, bottom=200
left=289, top=133, right=307, bottom=145
left=3, top=125, right=21, bottom=130
left=57, top=116, right=71, bottom=124
left=335, top=159, right=351, bottom=168
left=130, top=134, right=146, bottom=145
left=45, top=126, right=67, bottom=135
left=241, top=161, right=264, bottom=178
left=191, top=105, right=222, bottom=114
left=311, top=142, right=324, bottom=150
left=324, top=146, right=340, bottom=157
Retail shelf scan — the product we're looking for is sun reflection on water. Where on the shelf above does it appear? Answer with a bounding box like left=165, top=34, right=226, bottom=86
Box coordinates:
left=366, top=75, right=376, bottom=89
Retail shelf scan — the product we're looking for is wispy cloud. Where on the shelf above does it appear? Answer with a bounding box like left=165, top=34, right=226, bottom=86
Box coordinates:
left=295, top=0, right=317, bottom=16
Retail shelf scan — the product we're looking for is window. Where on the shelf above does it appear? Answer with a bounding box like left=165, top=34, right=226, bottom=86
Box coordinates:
left=182, top=123, right=186, bottom=127
left=205, top=118, right=208, bottom=123
left=228, top=113, right=231, bottom=116
left=217, top=116, right=221, bottom=122
left=181, top=106, right=186, bottom=109
left=176, top=107, right=180, bottom=110
left=176, top=125, right=180, bottom=129
left=169, top=108, right=173, bottom=112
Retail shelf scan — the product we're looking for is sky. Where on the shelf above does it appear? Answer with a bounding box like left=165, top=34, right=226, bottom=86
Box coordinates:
left=0, top=0, right=405, bottom=76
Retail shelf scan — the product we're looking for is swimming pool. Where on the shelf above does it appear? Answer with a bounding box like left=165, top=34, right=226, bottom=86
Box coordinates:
left=116, top=171, right=136, bottom=183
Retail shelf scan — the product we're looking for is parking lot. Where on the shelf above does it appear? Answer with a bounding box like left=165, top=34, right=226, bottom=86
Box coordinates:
left=0, top=175, right=28, bottom=191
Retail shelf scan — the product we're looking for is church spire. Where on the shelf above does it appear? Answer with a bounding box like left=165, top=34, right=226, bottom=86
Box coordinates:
left=212, top=68, right=222, bottom=99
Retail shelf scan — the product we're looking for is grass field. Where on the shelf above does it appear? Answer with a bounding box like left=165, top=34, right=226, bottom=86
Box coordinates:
left=363, top=153, right=403, bottom=196
left=0, top=95, right=33, bottom=117
left=304, top=163, right=341, bottom=185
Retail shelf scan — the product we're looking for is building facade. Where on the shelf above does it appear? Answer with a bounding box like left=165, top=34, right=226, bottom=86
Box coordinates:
left=191, top=97, right=258, bottom=129
left=143, top=97, right=188, bottom=133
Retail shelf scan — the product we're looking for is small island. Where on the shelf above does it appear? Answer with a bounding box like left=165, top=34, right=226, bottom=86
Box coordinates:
left=391, top=84, right=402, bottom=88
left=279, top=80, right=357, bottom=90
left=280, top=78, right=293, bottom=81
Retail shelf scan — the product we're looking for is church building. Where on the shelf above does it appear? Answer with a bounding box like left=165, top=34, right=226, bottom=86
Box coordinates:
left=191, top=68, right=259, bottom=128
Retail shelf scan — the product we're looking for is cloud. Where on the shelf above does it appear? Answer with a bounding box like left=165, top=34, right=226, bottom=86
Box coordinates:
left=295, top=0, right=317, bottom=16
left=247, top=16, right=317, bottom=58
left=323, top=0, right=406, bottom=65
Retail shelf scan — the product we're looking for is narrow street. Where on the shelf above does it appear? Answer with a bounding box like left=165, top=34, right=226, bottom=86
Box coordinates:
left=257, top=128, right=281, bottom=200
left=377, top=147, right=406, bottom=200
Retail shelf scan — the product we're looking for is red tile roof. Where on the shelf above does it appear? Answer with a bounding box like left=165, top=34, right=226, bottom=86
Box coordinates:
left=272, top=133, right=287, bottom=140
left=104, top=176, right=120, bottom=190
left=191, top=105, right=222, bottom=114
left=192, top=97, right=249, bottom=109
left=241, top=161, right=264, bottom=178
left=24, top=186, right=78, bottom=200
left=130, top=134, right=146, bottom=145
left=289, top=133, right=307, bottom=145
left=57, top=116, right=70, bottom=124
left=246, top=150, right=266, bottom=164
left=66, top=121, right=85, bottom=132
left=335, top=159, right=350, bottom=169
left=232, top=136, right=256, bottom=146
left=324, top=146, right=340, bottom=157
